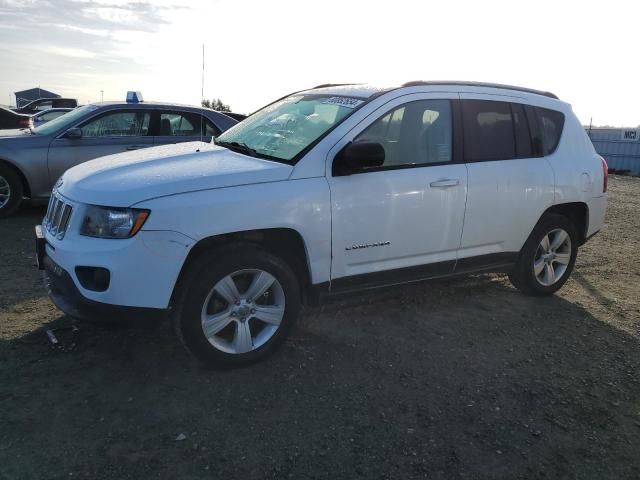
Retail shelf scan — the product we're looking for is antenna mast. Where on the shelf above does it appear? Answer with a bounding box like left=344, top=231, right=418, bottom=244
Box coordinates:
left=200, top=43, right=205, bottom=143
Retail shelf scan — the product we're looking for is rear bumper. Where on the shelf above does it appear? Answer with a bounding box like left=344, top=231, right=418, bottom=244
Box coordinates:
left=42, top=254, right=167, bottom=323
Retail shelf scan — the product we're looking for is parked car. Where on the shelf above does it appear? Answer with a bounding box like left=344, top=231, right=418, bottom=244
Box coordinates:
left=14, top=98, right=78, bottom=114
left=0, top=106, right=32, bottom=130
left=0, top=96, right=238, bottom=216
left=31, top=108, right=73, bottom=126
left=36, top=81, right=608, bottom=367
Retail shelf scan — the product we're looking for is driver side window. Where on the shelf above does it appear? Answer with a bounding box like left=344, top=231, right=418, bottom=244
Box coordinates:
left=356, top=99, right=452, bottom=168
left=80, top=111, right=151, bottom=137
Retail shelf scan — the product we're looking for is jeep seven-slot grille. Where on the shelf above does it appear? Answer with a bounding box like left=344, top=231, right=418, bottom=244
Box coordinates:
left=44, top=192, right=73, bottom=239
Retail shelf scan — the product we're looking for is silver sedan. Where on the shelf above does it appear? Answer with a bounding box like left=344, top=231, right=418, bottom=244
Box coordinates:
left=0, top=101, right=238, bottom=217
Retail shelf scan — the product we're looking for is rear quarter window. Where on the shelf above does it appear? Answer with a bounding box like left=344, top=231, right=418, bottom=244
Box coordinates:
left=536, top=107, right=565, bottom=155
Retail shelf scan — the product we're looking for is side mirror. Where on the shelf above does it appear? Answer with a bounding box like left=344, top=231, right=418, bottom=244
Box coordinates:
left=333, top=141, right=385, bottom=176
left=64, top=127, right=82, bottom=139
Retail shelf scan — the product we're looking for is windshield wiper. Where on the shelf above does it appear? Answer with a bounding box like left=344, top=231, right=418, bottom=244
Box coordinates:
left=213, top=138, right=290, bottom=164
left=214, top=139, right=258, bottom=158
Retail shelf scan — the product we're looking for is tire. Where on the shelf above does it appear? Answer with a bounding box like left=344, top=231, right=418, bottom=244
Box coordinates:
left=0, top=163, right=24, bottom=218
left=173, top=244, right=301, bottom=368
left=509, top=213, right=578, bottom=296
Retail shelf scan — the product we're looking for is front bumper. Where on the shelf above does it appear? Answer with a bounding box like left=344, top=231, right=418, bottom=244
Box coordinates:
left=41, top=253, right=167, bottom=323
left=37, top=216, right=195, bottom=311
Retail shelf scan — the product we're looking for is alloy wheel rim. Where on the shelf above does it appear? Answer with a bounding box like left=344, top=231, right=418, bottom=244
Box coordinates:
left=0, top=176, right=10, bottom=209
left=200, top=269, right=285, bottom=354
left=533, top=228, right=572, bottom=286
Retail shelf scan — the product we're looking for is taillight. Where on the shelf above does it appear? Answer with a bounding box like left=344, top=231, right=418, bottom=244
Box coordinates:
left=600, top=156, right=608, bottom=193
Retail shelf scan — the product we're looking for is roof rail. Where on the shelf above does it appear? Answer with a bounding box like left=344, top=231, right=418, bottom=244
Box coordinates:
left=311, top=83, right=359, bottom=89
left=401, top=81, right=559, bottom=99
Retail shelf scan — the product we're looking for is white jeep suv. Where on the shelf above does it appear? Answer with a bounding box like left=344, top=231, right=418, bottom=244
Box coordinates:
left=36, top=81, right=608, bottom=367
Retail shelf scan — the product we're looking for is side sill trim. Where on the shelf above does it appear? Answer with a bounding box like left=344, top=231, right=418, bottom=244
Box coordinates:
left=307, top=252, right=518, bottom=304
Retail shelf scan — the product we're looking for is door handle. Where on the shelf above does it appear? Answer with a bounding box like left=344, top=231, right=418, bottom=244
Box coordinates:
left=126, top=145, right=143, bottom=151
left=430, top=179, right=460, bottom=188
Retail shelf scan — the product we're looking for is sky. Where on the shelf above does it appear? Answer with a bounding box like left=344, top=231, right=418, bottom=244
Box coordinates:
left=0, top=0, right=638, bottom=126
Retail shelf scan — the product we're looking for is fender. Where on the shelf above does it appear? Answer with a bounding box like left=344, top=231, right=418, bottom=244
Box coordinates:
left=135, top=177, right=333, bottom=286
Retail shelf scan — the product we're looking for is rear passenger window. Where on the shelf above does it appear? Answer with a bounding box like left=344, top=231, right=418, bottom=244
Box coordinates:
left=159, top=112, right=199, bottom=136
left=462, top=100, right=515, bottom=161
left=536, top=107, right=565, bottom=155
left=158, top=111, right=220, bottom=137
left=511, top=103, right=533, bottom=158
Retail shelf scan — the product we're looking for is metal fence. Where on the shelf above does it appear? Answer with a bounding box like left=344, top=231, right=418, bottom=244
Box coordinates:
left=587, top=127, right=640, bottom=176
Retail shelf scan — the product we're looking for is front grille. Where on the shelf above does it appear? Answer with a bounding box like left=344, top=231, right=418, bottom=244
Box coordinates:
left=44, top=191, right=73, bottom=239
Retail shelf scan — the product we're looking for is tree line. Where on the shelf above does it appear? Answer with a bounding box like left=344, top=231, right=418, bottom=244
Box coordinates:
left=201, top=98, right=231, bottom=112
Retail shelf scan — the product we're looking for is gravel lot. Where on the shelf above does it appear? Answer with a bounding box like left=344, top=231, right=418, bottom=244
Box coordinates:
left=1, top=175, right=639, bottom=480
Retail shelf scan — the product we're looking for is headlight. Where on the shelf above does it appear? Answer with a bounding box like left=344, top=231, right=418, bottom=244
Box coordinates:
left=80, top=206, right=150, bottom=239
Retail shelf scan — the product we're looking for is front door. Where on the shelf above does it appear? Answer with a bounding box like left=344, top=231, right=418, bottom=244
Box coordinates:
left=328, top=95, right=468, bottom=289
left=47, top=109, right=153, bottom=187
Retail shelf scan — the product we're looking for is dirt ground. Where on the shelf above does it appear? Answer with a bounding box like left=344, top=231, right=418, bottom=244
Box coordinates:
left=1, top=176, right=639, bottom=480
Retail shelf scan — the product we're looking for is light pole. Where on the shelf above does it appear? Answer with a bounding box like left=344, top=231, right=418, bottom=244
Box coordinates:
left=100, top=90, right=104, bottom=102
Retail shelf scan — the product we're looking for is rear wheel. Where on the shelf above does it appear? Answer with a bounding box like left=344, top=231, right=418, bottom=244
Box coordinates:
left=0, top=163, right=23, bottom=218
left=509, top=213, right=578, bottom=296
left=174, top=245, right=301, bottom=367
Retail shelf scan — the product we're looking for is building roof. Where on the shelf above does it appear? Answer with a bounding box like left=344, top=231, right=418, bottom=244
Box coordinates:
left=14, top=87, right=60, bottom=98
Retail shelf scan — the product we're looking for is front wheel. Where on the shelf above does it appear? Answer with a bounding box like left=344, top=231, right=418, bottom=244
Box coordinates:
left=509, top=214, right=578, bottom=296
left=0, top=163, right=24, bottom=218
left=174, top=245, right=301, bottom=367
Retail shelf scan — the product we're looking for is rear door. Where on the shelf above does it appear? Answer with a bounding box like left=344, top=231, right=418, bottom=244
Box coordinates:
left=152, top=110, right=221, bottom=146
left=47, top=108, right=153, bottom=186
left=456, top=95, right=555, bottom=268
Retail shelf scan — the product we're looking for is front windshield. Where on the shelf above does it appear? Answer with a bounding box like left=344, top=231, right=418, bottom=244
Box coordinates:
left=32, top=105, right=98, bottom=135
left=214, top=94, right=365, bottom=162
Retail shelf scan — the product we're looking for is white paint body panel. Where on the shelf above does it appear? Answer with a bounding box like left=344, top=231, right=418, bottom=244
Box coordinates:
left=44, top=192, right=194, bottom=308
left=329, top=164, right=467, bottom=278
left=47, top=83, right=607, bottom=311
left=324, top=92, right=466, bottom=279
left=61, top=142, right=293, bottom=206
left=134, top=178, right=332, bottom=287
left=457, top=92, right=556, bottom=258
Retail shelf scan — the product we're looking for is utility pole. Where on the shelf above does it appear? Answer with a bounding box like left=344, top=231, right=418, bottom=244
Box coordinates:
left=100, top=90, right=104, bottom=102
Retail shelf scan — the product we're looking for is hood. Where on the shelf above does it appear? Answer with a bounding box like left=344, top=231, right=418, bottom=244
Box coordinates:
left=59, top=142, right=294, bottom=206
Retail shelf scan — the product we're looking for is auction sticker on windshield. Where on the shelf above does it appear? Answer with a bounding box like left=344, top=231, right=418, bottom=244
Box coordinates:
left=322, top=97, right=364, bottom=109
